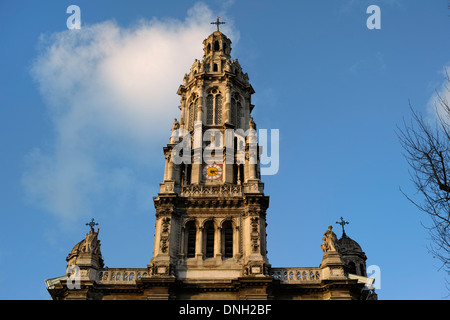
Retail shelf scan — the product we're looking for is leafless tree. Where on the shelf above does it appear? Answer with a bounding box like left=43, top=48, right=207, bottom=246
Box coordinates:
left=397, top=71, right=450, bottom=290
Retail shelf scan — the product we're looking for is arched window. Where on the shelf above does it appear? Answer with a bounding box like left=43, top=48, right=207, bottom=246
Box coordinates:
left=214, top=40, right=220, bottom=51
left=215, top=95, right=222, bottom=124
left=206, top=94, right=214, bottom=125
left=188, top=95, right=198, bottom=132
left=204, top=221, right=215, bottom=258
left=185, top=221, right=196, bottom=258
left=206, top=89, right=222, bottom=125
left=222, top=221, right=233, bottom=258
left=213, top=63, right=218, bottom=72
left=188, top=102, right=195, bottom=131
left=230, top=94, right=242, bottom=128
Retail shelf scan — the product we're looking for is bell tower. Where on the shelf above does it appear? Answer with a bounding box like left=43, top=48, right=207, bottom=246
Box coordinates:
left=149, top=22, right=270, bottom=283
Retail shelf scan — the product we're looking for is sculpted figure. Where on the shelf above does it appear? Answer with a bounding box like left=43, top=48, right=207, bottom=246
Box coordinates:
left=320, top=226, right=339, bottom=253
left=66, top=226, right=104, bottom=268
left=249, top=117, right=256, bottom=130
left=172, top=118, right=180, bottom=131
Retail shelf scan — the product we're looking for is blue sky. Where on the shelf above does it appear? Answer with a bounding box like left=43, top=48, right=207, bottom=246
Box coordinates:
left=0, top=0, right=449, bottom=299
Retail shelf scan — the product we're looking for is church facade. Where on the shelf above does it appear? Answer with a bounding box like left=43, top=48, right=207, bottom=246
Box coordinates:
left=45, top=25, right=377, bottom=300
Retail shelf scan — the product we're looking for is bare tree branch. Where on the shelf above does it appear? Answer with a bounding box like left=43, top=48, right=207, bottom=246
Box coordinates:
left=396, top=75, right=450, bottom=288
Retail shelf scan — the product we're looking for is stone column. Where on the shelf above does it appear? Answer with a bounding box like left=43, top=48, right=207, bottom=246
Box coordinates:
left=180, top=96, right=186, bottom=127
left=247, top=128, right=258, bottom=180
left=224, top=128, right=234, bottom=183
left=191, top=87, right=204, bottom=184
left=195, top=226, right=204, bottom=260
left=163, top=154, right=170, bottom=181
left=179, top=226, right=185, bottom=259
left=167, top=156, right=175, bottom=181
left=224, top=83, right=232, bottom=124
left=197, top=89, right=203, bottom=123
left=234, top=222, right=241, bottom=259
left=214, top=224, right=222, bottom=260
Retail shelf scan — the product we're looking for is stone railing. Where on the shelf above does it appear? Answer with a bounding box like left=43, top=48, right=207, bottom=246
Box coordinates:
left=270, top=268, right=322, bottom=283
left=97, top=268, right=149, bottom=285
left=96, top=267, right=322, bottom=285
left=181, top=184, right=243, bottom=197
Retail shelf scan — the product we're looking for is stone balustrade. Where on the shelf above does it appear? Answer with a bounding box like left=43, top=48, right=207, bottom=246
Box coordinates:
left=96, top=267, right=321, bottom=285
left=181, top=184, right=242, bottom=197
left=97, top=268, right=149, bottom=285
left=270, top=268, right=321, bottom=283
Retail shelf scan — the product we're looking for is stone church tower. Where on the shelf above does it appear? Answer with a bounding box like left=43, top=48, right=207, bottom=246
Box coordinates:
left=45, top=24, right=377, bottom=300
left=150, top=28, right=269, bottom=283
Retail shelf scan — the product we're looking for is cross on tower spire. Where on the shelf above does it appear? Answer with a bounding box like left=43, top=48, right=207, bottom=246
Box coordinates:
left=211, top=16, right=225, bottom=32
left=336, top=217, right=349, bottom=237
left=86, top=218, right=99, bottom=229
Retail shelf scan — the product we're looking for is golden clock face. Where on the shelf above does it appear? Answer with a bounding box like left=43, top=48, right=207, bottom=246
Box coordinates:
left=203, top=164, right=223, bottom=180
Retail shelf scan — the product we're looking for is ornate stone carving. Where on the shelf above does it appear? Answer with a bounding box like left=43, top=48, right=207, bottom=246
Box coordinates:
left=181, top=184, right=242, bottom=197
left=250, top=217, right=260, bottom=253
left=159, top=217, right=171, bottom=253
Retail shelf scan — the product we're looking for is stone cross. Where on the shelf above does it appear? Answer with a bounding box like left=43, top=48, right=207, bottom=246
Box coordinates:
left=86, top=218, right=99, bottom=229
left=336, top=217, right=349, bottom=236
left=211, top=16, right=225, bottom=32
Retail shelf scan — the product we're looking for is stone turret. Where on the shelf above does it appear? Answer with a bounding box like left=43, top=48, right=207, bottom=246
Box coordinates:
left=66, top=225, right=104, bottom=281
left=337, top=232, right=368, bottom=277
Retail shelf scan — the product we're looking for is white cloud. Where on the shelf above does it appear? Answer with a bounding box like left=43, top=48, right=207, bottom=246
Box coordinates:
left=23, top=3, right=239, bottom=223
left=427, top=64, right=450, bottom=121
